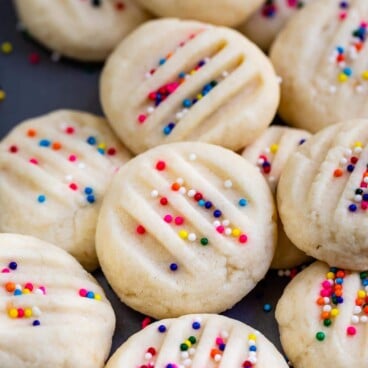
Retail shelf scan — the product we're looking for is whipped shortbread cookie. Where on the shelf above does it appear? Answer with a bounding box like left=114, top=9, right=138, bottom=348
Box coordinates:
left=277, top=261, right=368, bottom=368
left=101, top=18, right=280, bottom=154
left=0, top=233, right=115, bottom=368
left=270, top=0, right=368, bottom=132
left=0, top=110, right=131, bottom=270
left=239, top=0, right=314, bottom=51
left=96, top=142, right=277, bottom=319
left=242, top=126, right=311, bottom=269
left=106, top=314, right=289, bottom=368
left=133, top=0, right=263, bottom=27
left=14, top=0, right=150, bottom=61
left=278, top=120, right=368, bottom=270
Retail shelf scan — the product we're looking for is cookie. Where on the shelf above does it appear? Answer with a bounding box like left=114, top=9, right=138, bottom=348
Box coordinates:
left=100, top=18, right=280, bottom=155
left=238, top=0, right=313, bottom=51
left=14, top=0, right=150, bottom=61
left=0, top=233, right=115, bottom=368
left=241, top=125, right=311, bottom=269
left=277, top=119, right=368, bottom=270
left=106, top=314, right=288, bottom=368
left=276, top=261, right=368, bottom=367
left=0, top=110, right=131, bottom=270
left=96, top=142, right=277, bottom=319
left=133, top=0, right=263, bottom=27
left=270, top=0, right=368, bottom=132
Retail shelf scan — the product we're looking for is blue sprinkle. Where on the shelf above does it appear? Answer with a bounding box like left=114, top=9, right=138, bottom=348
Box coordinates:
left=336, top=296, right=344, bottom=304
left=335, top=277, right=344, bottom=284
left=363, top=194, right=368, bottom=201
left=192, top=321, right=201, bottom=330
left=37, top=195, right=46, bottom=203
left=14, top=289, right=22, bottom=296
left=8, top=261, right=17, bottom=270
left=39, top=139, right=51, bottom=147
left=158, top=324, right=167, bottom=333
left=182, top=99, right=192, bottom=108
left=32, top=320, right=41, bottom=326
left=299, top=138, right=306, bottom=145
left=178, top=72, right=186, bottom=78
left=84, top=187, right=93, bottom=195
left=219, top=343, right=226, bottom=351
left=159, top=58, right=166, bottom=65
left=86, top=136, right=96, bottom=145
left=213, top=209, right=222, bottom=218
left=343, top=67, right=352, bottom=76
left=336, top=46, right=344, bottom=54
left=363, top=279, right=368, bottom=286
left=249, top=345, right=257, bottom=351
left=347, top=164, right=355, bottom=172
left=238, top=198, right=248, bottom=207
left=204, top=201, right=212, bottom=209
left=170, top=263, right=178, bottom=271
left=86, top=195, right=95, bottom=204
left=198, top=199, right=205, bottom=207
left=97, top=148, right=105, bottom=155
left=86, top=291, right=94, bottom=299
left=263, top=303, right=272, bottom=312
left=349, top=203, right=357, bottom=212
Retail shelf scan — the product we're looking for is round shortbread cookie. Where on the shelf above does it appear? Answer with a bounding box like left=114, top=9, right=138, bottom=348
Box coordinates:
left=276, top=261, right=368, bottom=367
left=0, top=233, right=115, bottom=368
left=133, top=0, right=263, bottom=27
left=106, top=314, right=289, bottom=368
left=278, top=119, right=368, bottom=270
left=238, top=0, right=313, bottom=51
left=100, top=18, right=280, bottom=155
left=0, top=110, right=131, bottom=270
left=242, top=125, right=312, bottom=269
left=14, top=0, right=150, bottom=61
left=96, top=142, right=277, bottom=319
left=270, top=0, right=368, bottom=132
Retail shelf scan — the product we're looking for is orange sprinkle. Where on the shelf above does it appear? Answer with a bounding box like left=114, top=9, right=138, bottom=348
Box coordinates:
left=210, top=348, right=221, bottom=359
left=363, top=305, right=368, bottom=314
left=336, top=270, right=345, bottom=278
left=27, top=129, right=36, bottom=137
left=333, top=168, right=343, bottom=177
left=356, top=298, right=364, bottom=306
left=52, top=142, right=62, bottom=150
left=335, top=289, right=343, bottom=297
left=321, top=311, right=330, bottom=319
left=171, top=182, right=180, bottom=191
left=316, top=297, right=325, bottom=306
left=5, top=282, right=15, bottom=292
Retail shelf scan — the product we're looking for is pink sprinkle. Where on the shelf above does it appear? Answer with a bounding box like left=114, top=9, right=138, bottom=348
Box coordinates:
left=239, top=234, right=248, bottom=244
left=361, top=202, right=368, bottom=210
left=137, top=114, right=147, bottom=124
left=320, top=289, right=331, bottom=297
left=164, top=214, right=173, bottom=223
left=361, top=181, right=368, bottom=188
left=216, top=225, right=225, bottom=234
left=174, top=216, right=184, bottom=225
left=38, top=286, right=46, bottom=295
left=347, top=326, right=357, bottom=336
left=79, top=288, right=88, bottom=297
left=29, top=158, right=38, bottom=165
left=141, top=316, right=151, bottom=329
left=24, top=282, right=33, bottom=291
left=69, top=154, right=77, bottom=162
left=216, top=337, right=224, bottom=345
left=287, top=0, right=297, bottom=7
left=339, top=11, right=347, bottom=20
left=322, top=280, right=331, bottom=288
left=1, top=268, right=10, bottom=273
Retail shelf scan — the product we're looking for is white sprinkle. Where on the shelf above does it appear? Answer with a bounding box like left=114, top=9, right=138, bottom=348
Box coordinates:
left=248, top=339, right=256, bottom=346
left=194, top=316, right=202, bottom=323
left=340, top=157, right=348, bottom=165
left=353, top=306, right=362, bottom=314
left=264, top=147, right=270, bottom=153
left=147, top=106, right=155, bottom=114
left=177, top=177, right=184, bottom=185
left=361, top=315, right=368, bottom=323
left=277, top=270, right=284, bottom=277
left=51, top=51, right=61, bottom=62
left=257, top=158, right=265, bottom=165
left=268, top=176, right=276, bottom=182
left=59, top=122, right=68, bottom=130
left=34, top=288, right=43, bottom=295
left=323, top=305, right=332, bottom=312
left=176, top=111, right=184, bottom=120
left=78, top=162, right=86, bottom=169
left=181, top=351, right=189, bottom=359
left=329, top=85, right=337, bottom=94
left=32, top=306, right=41, bottom=317
left=188, top=348, right=196, bottom=356
left=220, top=330, right=229, bottom=339
left=183, top=358, right=192, bottom=367
left=364, top=177, right=368, bottom=184
left=179, top=187, right=186, bottom=195
left=214, top=354, right=222, bottom=362
left=222, top=219, right=230, bottom=226
left=351, top=315, right=360, bottom=324
left=213, top=220, right=221, bottom=227
left=16, top=284, right=22, bottom=290
left=187, top=189, right=196, bottom=197
left=64, top=175, right=73, bottom=182
left=354, top=147, right=363, bottom=154
left=189, top=153, right=197, bottom=161
left=225, top=228, right=232, bottom=236
left=355, top=194, right=363, bottom=202
left=277, top=76, right=283, bottom=84
left=182, top=108, right=189, bottom=115
left=249, top=356, right=257, bottom=364
left=144, top=353, right=153, bottom=360
left=188, top=233, right=197, bottom=242
left=224, top=179, right=232, bottom=189
left=284, top=270, right=291, bottom=276
left=323, top=297, right=330, bottom=304
left=222, top=70, right=229, bottom=78
left=150, top=190, right=159, bottom=198
left=344, top=148, right=352, bottom=156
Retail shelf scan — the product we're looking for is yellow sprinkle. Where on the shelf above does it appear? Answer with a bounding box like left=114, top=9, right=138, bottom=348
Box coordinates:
left=270, top=144, right=278, bottom=154
left=0, top=90, right=6, bottom=101
left=185, top=339, right=192, bottom=347
left=330, top=308, right=339, bottom=317
left=179, top=230, right=188, bottom=239
left=94, top=294, right=101, bottom=301
left=326, top=272, right=335, bottom=279
left=23, top=288, right=30, bottom=294
left=1, top=42, right=13, bottom=54
left=24, top=308, right=33, bottom=318
left=354, top=141, right=363, bottom=148
left=362, top=70, right=368, bottom=80
left=196, top=94, right=203, bottom=100
left=189, top=70, right=196, bottom=75
left=232, top=228, right=241, bottom=237
left=338, top=73, right=348, bottom=83
left=98, top=142, right=106, bottom=149
left=358, top=290, right=366, bottom=298
left=8, top=308, right=18, bottom=318
left=248, top=333, right=257, bottom=341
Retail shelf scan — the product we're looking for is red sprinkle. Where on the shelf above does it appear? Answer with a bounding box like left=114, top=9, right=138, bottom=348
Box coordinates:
left=160, top=197, right=168, bottom=206
left=136, top=225, right=146, bottom=234
left=141, top=317, right=151, bottom=329
left=155, top=160, right=166, bottom=171
left=9, top=145, right=18, bottom=153
left=28, top=52, right=40, bottom=64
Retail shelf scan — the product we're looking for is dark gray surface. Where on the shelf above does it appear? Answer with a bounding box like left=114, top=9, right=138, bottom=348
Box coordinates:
left=0, top=0, right=292, bottom=359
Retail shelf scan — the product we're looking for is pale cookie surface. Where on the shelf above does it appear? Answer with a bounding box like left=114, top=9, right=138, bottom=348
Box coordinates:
left=101, top=18, right=280, bottom=154
left=0, top=233, right=115, bottom=368
left=239, top=0, right=313, bottom=51
left=270, top=0, right=368, bottom=132
left=242, top=125, right=311, bottom=269
left=106, top=314, right=289, bottom=368
left=276, top=261, right=368, bottom=368
left=278, top=120, right=368, bottom=270
left=133, top=0, right=263, bottom=27
left=14, top=0, right=150, bottom=61
left=0, top=110, right=131, bottom=270
left=96, top=142, right=277, bottom=319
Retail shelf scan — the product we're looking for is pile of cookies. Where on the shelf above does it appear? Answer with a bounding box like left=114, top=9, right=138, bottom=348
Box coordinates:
left=1, top=0, right=368, bottom=367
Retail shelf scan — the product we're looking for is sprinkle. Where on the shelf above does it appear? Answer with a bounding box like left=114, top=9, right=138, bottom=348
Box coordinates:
left=141, top=317, right=152, bottom=329
left=32, top=320, right=41, bottom=326
left=346, top=326, right=357, bottom=336
left=200, top=237, right=209, bottom=246
left=0, top=89, right=6, bottom=101
left=9, top=145, right=18, bottom=153
left=239, top=198, right=248, bottom=207
left=1, top=41, right=13, bottom=54
left=151, top=190, right=159, bottom=198
left=263, top=303, right=272, bottom=312
left=224, top=179, right=233, bottom=188
left=189, top=153, right=197, bottom=161
left=155, top=160, right=166, bottom=171
left=37, top=195, right=46, bottom=203
left=316, top=331, right=325, bottom=341
left=28, top=52, right=40, bottom=65
left=136, top=225, right=146, bottom=234
left=170, top=263, right=178, bottom=271
left=158, top=324, right=167, bottom=333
